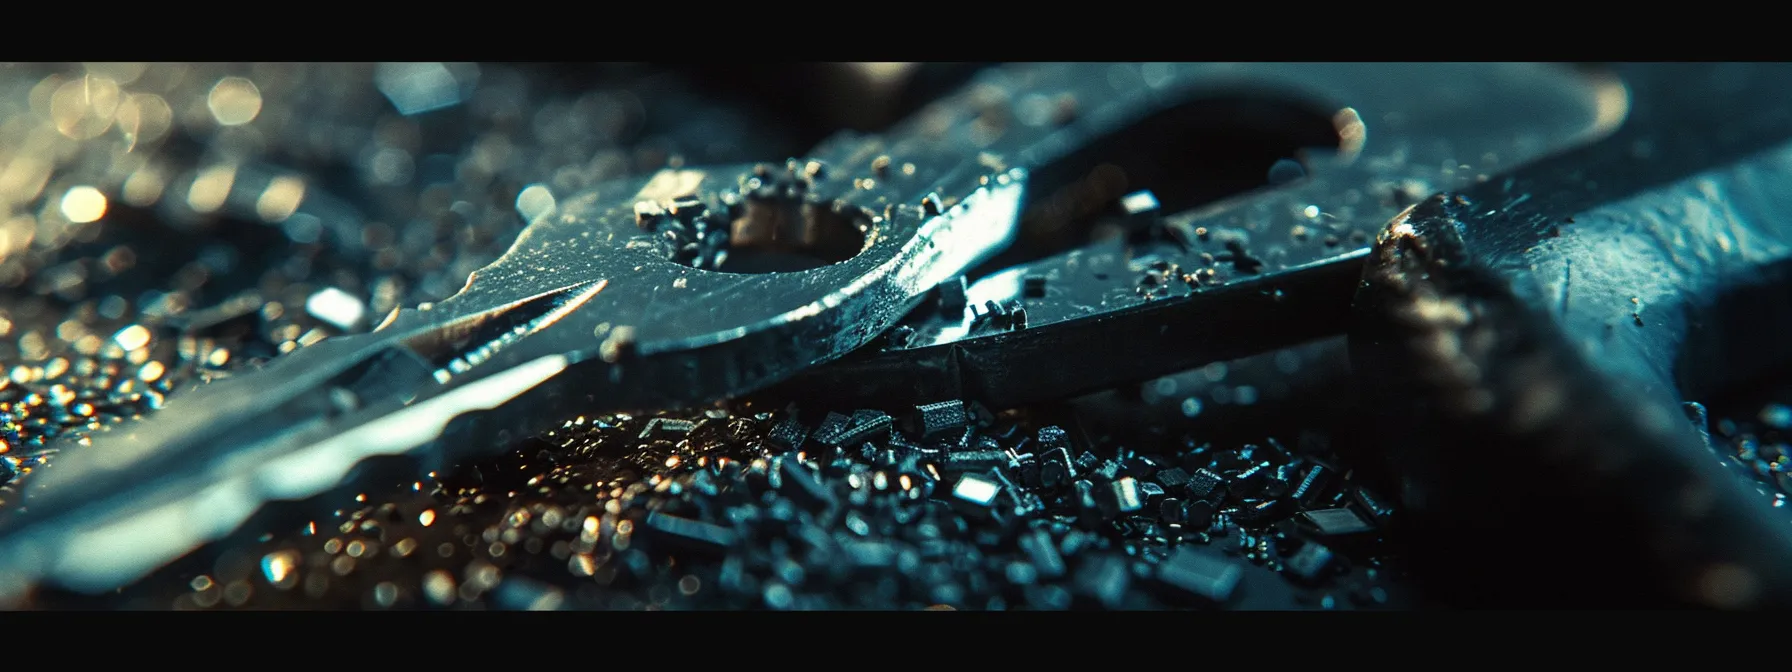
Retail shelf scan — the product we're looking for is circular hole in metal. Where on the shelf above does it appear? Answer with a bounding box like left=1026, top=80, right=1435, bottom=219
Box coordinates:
left=711, top=198, right=867, bottom=274
left=644, top=172, right=870, bottom=275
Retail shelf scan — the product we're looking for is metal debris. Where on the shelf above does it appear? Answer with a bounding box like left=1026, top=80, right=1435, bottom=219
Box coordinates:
left=1156, top=547, right=1242, bottom=603
left=1297, top=508, right=1375, bottom=537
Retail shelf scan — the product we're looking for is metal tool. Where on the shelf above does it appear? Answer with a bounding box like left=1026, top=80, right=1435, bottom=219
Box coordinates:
left=7, top=62, right=1786, bottom=610
left=0, top=62, right=1596, bottom=596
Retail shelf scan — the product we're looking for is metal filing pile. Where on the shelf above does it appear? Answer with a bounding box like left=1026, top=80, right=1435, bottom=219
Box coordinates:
left=30, top=401, right=1408, bottom=610
left=614, top=401, right=1406, bottom=610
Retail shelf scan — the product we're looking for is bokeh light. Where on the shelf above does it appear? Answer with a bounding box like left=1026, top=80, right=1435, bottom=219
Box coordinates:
left=49, top=76, right=121, bottom=140
left=207, top=77, right=262, bottom=126
left=58, top=186, right=108, bottom=223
